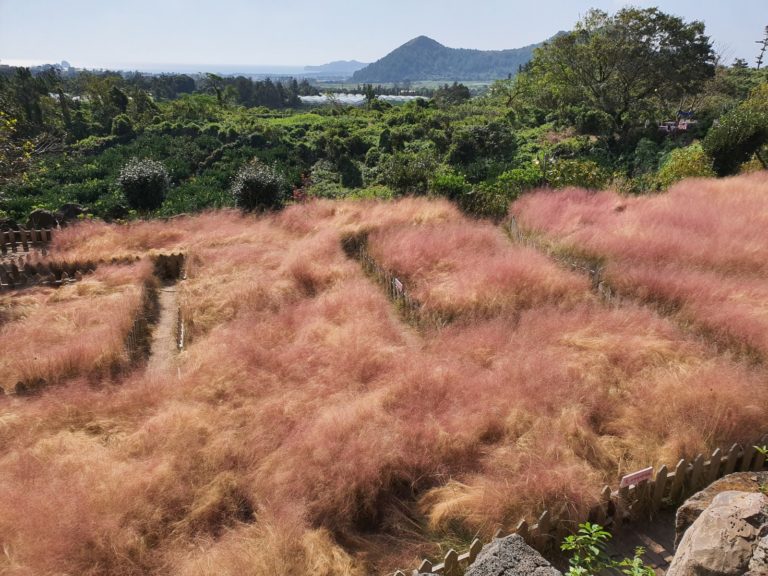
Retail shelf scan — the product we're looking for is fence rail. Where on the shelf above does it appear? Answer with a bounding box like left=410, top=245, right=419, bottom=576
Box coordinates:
left=0, top=259, right=98, bottom=290
left=1, top=228, right=54, bottom=255
left=395, top=436, right=768, bottom=576
left=342, top=233, right=428, bottom=327
left=504, top=217, right=619, bottom=304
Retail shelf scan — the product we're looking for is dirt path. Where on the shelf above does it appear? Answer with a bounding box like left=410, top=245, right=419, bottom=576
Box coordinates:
left=146, top=285, right=180, bottom=372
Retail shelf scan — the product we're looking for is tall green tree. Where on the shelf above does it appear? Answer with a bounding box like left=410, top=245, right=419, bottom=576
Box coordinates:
left=516, top=8, right=715, bottom=140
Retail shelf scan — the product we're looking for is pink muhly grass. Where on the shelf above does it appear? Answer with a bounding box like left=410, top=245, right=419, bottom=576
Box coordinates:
left=512, top=172, right=768, bottom=356
left=0, top=261, right=153, bottom=392
left=368, top=219, right=591, bottom=320
left=2, top=200, right=767, bottom=575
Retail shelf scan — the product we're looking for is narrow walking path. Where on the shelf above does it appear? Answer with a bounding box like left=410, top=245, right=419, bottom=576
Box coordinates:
left=146, top=284, right=180, bottom=372
left=606, top=510, right=676, bottom=575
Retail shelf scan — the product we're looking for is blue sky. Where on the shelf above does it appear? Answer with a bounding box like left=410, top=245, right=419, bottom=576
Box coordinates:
left=0, top=0, right=765, bottom=70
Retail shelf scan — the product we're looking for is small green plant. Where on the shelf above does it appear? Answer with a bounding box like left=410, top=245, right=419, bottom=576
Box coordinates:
left=562, top=522, right=612, bottom=575
left=562, top=523, right=655, bottom=576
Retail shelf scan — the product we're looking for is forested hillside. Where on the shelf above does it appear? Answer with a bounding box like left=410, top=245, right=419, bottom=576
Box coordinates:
left=351, top=35, right=543, bottom=82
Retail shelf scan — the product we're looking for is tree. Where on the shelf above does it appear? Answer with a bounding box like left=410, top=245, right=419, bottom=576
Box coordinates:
left=230, top=159, right=289, bottom=211
left=519, top=8, right=715, bottom=140
left=117, top=157, right=169, bottom=211
left=703, top=83, right=768, bottom=175
left=434, top=82, right=471, bottom=106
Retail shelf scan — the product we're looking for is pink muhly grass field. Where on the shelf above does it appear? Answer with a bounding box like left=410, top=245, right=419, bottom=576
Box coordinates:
left=0, top=197, right=766, bottom=576
left=512, top=172, right=768, bottom=356
left=367, top=218, right=591, bottom=321
left=0, top=260, right=153, bottom=393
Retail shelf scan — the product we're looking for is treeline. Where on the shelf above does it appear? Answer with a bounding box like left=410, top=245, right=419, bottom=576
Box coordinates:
left=0, top=67, right=320, bottom=138
left=0, top=7, right=766, bottom=224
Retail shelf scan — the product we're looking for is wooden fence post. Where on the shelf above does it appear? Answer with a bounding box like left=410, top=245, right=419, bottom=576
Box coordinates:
left=706, top=448, right=722, bottom=485
left=741, top=445, right=757, bottom=472
left=443, top=549, right=459, bottom=576
left=467, top=538, right=482, bottom=564
left=723, top=444, right=741, bottom=476
left=515, top=519, right=530, bottom=545
left=668, top=459, right=687, bottom=502
left=689, top=454, right=705, bottom=494
left=534, top=510, right=552, bottom=551
left=651, top=465, right=668, bottom=513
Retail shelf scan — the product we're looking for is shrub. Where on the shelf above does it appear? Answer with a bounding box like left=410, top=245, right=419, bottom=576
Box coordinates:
left=546, top=158, right=609, bottom=190
left=496, top=164, right=543, bottom=196
left=380, top=149, right=437, bottom=195
left=656, top=143, right=715, bottom=188
left=111, top=114, right=134, bottom=138
left=230, top=158, right=289, bottom=211
left=703, top=106, right=768, bottom=176
left=117, top=157, right=169, bottom=211
left=429, top=166, right=471, bottom=200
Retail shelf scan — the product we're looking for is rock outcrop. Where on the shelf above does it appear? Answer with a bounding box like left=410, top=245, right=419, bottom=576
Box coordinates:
left=464, top=534, right=562, bottom=576
left=675, top=472, right=768, bottom=548
left=667, top=490, right=768, bottom=576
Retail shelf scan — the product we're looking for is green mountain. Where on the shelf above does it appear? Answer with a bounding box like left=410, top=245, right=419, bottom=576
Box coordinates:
left=351, top=35, right=544, bottom=82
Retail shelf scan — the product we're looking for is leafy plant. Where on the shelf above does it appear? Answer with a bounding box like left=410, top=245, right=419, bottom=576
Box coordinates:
left=562, top=523, right=654, bottom=576
left=562, top=522, right=612, bottom=575
left=117, top=157, right=169, bottom=211
left=230, top=158, right=289, bottom=211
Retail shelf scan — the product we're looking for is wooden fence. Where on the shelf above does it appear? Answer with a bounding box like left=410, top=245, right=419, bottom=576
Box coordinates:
left=395, top=436, right=768, bottom=576
left=342, top=233, right=426, bottom=326
left=503, top=217, right=620, bottom=304
left=0, top=259, right=98, bottom=290
left=1, top=228, right=54, bottom=255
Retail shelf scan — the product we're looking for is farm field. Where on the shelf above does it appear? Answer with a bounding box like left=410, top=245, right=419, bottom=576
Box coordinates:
left=1, top=176, right=767, bottom=575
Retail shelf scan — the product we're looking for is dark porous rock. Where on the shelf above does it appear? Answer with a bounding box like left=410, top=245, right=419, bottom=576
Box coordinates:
left=465, top=534, right=562, bottom=576
left=747, top=535, right=768, bottom=575
left=57, top=203, right=87, bottom=223
left=675, top=471, right=768, bottom=548
left=0, top=218, right=19, bottom=231
left=668, top=491, right=768, bottom=576
left=26, top=209, right=59, bottom=230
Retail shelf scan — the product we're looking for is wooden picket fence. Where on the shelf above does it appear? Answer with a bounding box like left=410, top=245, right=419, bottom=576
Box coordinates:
left=1, top=228, right=54, bottom=255
left=395, top=436, right=768, bottom=576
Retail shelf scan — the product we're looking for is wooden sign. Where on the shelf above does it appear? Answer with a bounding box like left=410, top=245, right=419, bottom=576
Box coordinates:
left=620, top=466, right=654, bottom=488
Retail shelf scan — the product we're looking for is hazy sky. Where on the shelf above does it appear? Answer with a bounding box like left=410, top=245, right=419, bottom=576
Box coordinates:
left=0, top=0, right=765, bottom=70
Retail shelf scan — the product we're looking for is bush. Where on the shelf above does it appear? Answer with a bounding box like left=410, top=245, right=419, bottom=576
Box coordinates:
left=230, top=159, right=289, bottom=211
left=546, top=158, right=609, bottom=190
left=380, top=150, right=437, bottom=195
left=117, top=157, right=169, bottom=211
left=111, top=114, right=134, bottom=138
left=429, top=167, right=471, bottom=200
left=656, top=143, right=715, bottom=188
left=703, top=107, right=768, bottom=176
left=496, top=164, right=543, bottom=196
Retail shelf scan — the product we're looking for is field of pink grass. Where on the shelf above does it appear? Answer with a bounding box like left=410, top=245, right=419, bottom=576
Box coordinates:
left=0, top=197, right=766, bottom=576
left=0, top=260, right=153, bottom=393
left=367, top=219, right=591, bottom=322
left=512, top=172, right=768, bottom=357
